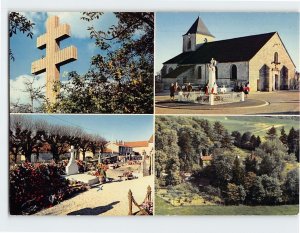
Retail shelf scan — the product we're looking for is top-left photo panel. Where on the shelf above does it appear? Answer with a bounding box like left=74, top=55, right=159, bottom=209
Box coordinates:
left=9, top=12, right=154, bottom=114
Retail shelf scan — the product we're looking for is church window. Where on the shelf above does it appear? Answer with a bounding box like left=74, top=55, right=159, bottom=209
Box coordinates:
left=215, top=66, right=218, bottom=80
left=197, top=66, right=202, bottom=79
left=274, top=52, right=279, bottom=63
left=168, top=67, right=174, bottom=73
left=230, top=65, right=237, bottom=80
left=187, top=39, right=191, bottom=50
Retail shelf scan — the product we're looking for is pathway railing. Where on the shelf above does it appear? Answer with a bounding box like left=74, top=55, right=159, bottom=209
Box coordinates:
left=128, top=185, right=152, bottom=215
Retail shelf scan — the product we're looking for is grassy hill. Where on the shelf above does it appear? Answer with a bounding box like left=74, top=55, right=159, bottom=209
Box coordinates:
left=199, top=116, right=299, bottom=137
left=155, top=196, right=299, bottom=215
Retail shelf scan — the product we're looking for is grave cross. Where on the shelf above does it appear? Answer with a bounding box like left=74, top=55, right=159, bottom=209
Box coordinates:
left=31, top=15, right=78, bottom=104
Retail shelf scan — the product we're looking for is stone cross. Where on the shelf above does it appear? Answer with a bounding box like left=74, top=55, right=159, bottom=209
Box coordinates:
left=66, top=145, right=79, bottom=175
left=31, top=15, right=78, bottom=104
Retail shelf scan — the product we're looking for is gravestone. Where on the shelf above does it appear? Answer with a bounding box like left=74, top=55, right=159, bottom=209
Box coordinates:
left=31, top=15, right=78, bottom=104
left=31, top=154, right=37, bottom=163
left=66, top=146, right=79, bottom=175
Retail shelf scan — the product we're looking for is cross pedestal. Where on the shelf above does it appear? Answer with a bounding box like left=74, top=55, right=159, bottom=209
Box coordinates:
left=66, top=145, right=79, bottom=175
left=31, top=16, right=78, bottom=104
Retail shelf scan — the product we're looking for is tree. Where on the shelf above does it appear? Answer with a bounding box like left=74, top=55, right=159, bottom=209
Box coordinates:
left=282, top=169, right=299, bottom=204
left=232, top=156, right=244, bottom=185
left=211, top=155, right=233, bottom=189
left=9, top=115, right=44, bottom=162
left=9, top=12, right=35, bottom=61
left=287, top=127, right=299, bottom=161
left=279, top=127, right=288, bottom=146
left=225, top=183, right=246, bottom=205
left=260, top=175, right=282, bottom=205
left=240, top=132, right=251, bottom=149
left=22, top=76, right=45, bottom=113
left=256, top=139, right=287, bottom=179
left=231, top=131, right=241, bottom=147
left=265, top=126, right=277, bottom=140
left=221, top=131, right=233, bottom=149
left=244, top=153, right=258, bottom=174
left=9, top=116, right=24, bottom=163
left=49, top=12, right=154, bottom=114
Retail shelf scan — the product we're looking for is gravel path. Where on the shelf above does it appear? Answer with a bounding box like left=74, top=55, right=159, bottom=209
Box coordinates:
left=35, top=175, right=154, bottom=216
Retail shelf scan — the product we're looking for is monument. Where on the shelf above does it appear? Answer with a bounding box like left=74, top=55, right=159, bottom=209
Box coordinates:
left=66, top=145, right=79, bottom=175
left=31, top=15, right=78, bottom=104
left=208, top=58, right=217, bottom=93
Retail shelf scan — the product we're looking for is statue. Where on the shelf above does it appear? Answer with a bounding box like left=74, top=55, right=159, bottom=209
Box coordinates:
left=208, top=58, right=217, bottom=93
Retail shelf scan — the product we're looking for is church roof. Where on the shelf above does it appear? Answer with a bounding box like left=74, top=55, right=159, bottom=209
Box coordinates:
left=184, top=16, right=215, bottom=37
left=164, top=32, right=277, bottom=65
left=162, top=65, right=194, bottom=79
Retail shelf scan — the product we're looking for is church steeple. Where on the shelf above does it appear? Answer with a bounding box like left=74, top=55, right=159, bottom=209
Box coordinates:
left=183, top=16, right=215, bottom=52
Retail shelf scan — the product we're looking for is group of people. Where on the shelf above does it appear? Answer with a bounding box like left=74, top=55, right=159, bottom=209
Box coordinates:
left=169, top=82, right=193, bottom=100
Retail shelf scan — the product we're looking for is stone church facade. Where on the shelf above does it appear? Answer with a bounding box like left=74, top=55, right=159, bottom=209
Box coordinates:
left=161, top=17, right=296, bottom=92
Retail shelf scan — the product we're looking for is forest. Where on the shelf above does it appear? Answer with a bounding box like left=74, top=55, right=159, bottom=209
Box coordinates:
left=155, top=116, right=299, bottom=207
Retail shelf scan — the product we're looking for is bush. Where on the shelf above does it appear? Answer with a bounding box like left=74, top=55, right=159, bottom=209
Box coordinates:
left=10, top=162, right=88, bottom=215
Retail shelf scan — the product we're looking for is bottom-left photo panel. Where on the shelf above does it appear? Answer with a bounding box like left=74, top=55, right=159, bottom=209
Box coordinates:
left=9, top=114, right=154, bottom=216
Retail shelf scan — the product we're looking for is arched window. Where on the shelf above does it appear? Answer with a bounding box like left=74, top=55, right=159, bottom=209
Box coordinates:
left=187, top=39, right=191, bottom=50
left=230, top=65, right=237, bottom=80
left=197, top=66, right=202, bottom=79
left=274, top=52, right=279, bottom=63
left=215, top=66, right=218, bottom=80
left=168, top=67, right=173, bottom=74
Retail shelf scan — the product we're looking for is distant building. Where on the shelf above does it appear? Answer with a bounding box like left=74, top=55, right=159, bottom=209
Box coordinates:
left=161, top=16, right=297, bottom=92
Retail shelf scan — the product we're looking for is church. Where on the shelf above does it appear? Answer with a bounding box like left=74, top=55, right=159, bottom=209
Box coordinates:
left=160, top=17, right=296, bottom=92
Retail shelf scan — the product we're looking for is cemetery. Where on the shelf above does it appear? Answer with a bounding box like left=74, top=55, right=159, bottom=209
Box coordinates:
left=9, top=115, right=154, bottom=215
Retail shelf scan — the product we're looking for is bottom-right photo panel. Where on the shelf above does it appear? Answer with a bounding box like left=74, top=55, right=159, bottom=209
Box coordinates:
left=155, top=116, right=299, bottom=215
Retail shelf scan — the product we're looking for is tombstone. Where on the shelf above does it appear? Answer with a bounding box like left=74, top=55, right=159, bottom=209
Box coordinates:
left=31, top=15, right=78, bottom=104
left=66, top=145, right=79, bottom=175
left=31, top=154, right=37, bottom=163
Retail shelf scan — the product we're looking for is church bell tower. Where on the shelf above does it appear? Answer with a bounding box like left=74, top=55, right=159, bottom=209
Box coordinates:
left=183, top=16, right=215, bottom=52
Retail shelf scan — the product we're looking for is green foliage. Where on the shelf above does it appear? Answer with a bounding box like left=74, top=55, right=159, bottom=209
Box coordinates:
left=282, top=169, right=299, bottom=204
left=211, top=155, right=233, bottom=189
left=256, top=139, right=287, bottom=179
left=9, top=12, right=35, bottom=61
left=225, top=183, right=246, bottom=205
left=47, top=12, right=153, bottom=114
left=265, top=126, right=277, bottom=140
left=232, top=156, right=245, bottom=185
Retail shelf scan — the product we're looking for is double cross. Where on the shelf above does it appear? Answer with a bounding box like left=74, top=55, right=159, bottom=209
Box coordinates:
left=31, top=16, right=78, bottom=104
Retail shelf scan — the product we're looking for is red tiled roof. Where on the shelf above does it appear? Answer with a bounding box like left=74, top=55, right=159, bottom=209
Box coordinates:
left=124, top=141, right=149, bottom=148
left=201, top=155, right=213, bottom=161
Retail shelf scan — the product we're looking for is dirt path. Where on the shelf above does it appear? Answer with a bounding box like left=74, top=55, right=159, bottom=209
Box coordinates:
left=35, top=175, right=154, bottom=216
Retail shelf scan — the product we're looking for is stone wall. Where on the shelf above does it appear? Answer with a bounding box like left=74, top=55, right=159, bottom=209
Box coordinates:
left=249, top=33, right=296, bottom=91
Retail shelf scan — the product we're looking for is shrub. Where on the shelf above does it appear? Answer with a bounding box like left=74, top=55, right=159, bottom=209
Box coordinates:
left=10, top=162, right=88, bottom=215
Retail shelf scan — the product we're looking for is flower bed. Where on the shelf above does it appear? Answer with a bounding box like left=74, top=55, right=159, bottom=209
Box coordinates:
left=10, top=162, right=89, bottom=215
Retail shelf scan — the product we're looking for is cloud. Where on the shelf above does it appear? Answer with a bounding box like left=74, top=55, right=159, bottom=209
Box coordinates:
left=10, top=74, right=45, bottom=106
left=20, top=12, right=47, bottom=34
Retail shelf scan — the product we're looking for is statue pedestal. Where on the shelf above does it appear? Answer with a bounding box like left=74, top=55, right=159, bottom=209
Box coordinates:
left=209, top=94, right=214, bottom=105
left=66, top=146, right=79, bottom=175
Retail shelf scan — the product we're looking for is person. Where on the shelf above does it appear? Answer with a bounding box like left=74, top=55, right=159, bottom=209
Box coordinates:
left=243, top=84, right=250, bottom=98
left=169, top=83, right=175, bottom=101
left=186, top=82, right=193, bottom=98
left=239, top=83, right=244, bottom=92
left=205, top=84, right=209, bottom=95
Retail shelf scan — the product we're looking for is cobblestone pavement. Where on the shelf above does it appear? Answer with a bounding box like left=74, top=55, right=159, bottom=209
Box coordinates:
left=155, top=90, right=300, bottom=115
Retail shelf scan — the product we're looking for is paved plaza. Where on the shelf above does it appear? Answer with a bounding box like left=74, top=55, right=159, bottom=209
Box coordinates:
left=155, top=90, right=300, bottom=115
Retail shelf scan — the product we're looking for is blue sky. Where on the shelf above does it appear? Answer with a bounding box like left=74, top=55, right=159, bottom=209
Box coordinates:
left=29, top=115, right=153, bottom=142
left=155, top=12, right=299, bottom=72
left=10, top=12, right=117, bottom=104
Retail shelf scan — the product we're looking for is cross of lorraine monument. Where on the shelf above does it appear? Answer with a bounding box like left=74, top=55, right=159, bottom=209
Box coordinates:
left=31, top=15, right=78, bottom=104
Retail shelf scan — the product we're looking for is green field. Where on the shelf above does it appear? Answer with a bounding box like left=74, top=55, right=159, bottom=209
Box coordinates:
left=198, top=116, right=299, bottom=137
left=155, top=196, right=299, bottom=215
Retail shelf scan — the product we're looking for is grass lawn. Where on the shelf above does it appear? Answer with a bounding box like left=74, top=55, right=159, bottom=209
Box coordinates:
left=155, top=196, right=299, bottom=215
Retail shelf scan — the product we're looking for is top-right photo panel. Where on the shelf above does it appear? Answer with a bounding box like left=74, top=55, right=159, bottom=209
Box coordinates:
left=155, top=12, right=299, bottom=115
